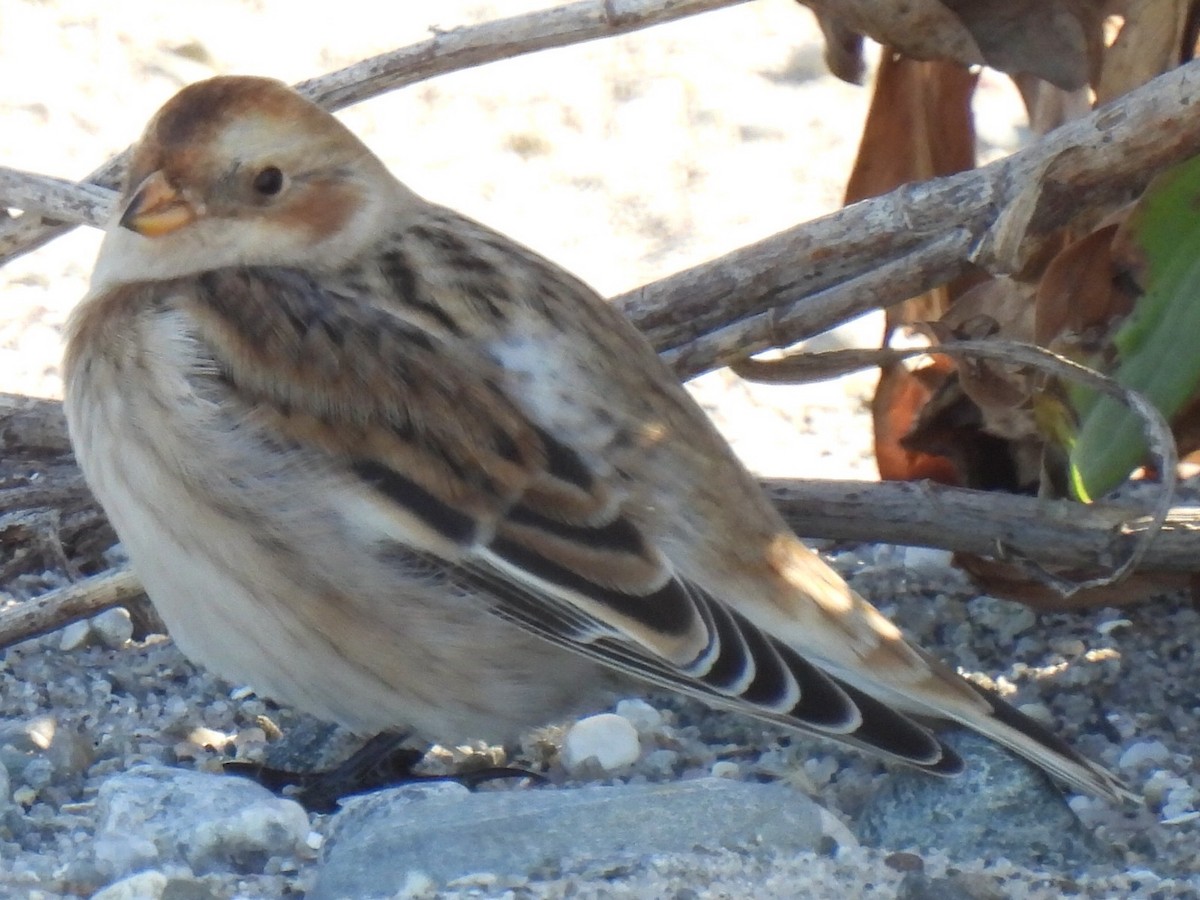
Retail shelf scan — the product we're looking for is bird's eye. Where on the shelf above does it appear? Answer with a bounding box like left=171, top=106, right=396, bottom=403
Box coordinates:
left=252, top=166, right=285, bottom=196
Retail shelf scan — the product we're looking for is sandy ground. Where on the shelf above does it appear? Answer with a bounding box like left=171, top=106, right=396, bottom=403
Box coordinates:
left=6, top=2, right=1198, bottom=899
left=0, top=0, right=1028, bottom=476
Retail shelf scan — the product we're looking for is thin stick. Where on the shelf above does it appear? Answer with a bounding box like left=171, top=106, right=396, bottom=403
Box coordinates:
left=740, top=339, right=1177, bottom=596
left=0, top=168, right=114, bottom=229
left=766, top=479, right=1200, bottom=575
left=624, top=59, right=1200, bottom=378
left=8, top=59, right=1200, bottom=384
left=0, top=568, right=142, bottom=650
left=0, top=0, right=750, bottom=262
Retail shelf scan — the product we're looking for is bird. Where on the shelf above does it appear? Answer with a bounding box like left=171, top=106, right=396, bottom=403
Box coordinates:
left=63, top=74, right=1132, bottom=803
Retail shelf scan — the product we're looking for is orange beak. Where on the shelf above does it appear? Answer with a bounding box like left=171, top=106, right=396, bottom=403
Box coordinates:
left=119, top=170, right=198, bottom=237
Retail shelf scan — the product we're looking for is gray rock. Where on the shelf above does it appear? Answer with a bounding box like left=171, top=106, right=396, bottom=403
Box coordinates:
left=60, top=608, right=134, bottom=651
left=89, top=870, right=224, bottom=900
left=312, top=777, right=853, bottom=898
left=92, top=607, right=135, bottom=649
left=92, top=765, right=311, bottom=880
left=896, top=871, right=1007, bottom=900
left=856, top=730, right=1108, bottom=870
left=0, top=714, right=92, bottom=803
left=90, top=870, right=170, bottom=900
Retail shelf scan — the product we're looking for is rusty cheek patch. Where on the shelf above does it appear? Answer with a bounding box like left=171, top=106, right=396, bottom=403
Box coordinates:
left=280, top=179, right=360, bottom=242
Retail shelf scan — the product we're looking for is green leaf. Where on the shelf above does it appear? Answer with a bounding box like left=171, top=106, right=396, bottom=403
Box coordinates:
left=1068, top=155, right=1200, bottom=501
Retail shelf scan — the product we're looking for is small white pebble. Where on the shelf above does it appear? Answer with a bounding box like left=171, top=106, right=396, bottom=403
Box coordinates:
left=58, top=621, right=91, bottom=652
left=1016, top=703, right=1054, bottom=726
left=898, top=547, right=954, bottom=571
left=91, top=870, right=169, bottom=900
left=1052, top=638, right=1086, bottom=657
left=232, top=726, right=268, bottom=755
left=305, top=831, right=324, bottom=851
left=26, top=715, right=56, bottom=750
left=396, top=870, right=437, bottom=899
left=1119, top=740, right=1172, bottom=770
left=164, top=696, right=190, bottom=719
left=615, top=698, right=664, bottom=734
left=186, top=726, right=232, bottom=751
left=561, top=713, right=640, bottom=773
left=710, top=760, right=740, bottom=779
left=641, top=748, right=679, bottom=776
left=447, top=872, right=499, bottom=889
left=802, top=755, right=840, bottom=789
left=92, top=608, right=133, bottom=649
left=1161, top=810, right=1200, bottom=826
left=1096, top=618, right=1132, bottom=636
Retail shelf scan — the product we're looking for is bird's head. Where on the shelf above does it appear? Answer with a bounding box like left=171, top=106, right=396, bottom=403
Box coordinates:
left=94, top=76, right=411, bottom=290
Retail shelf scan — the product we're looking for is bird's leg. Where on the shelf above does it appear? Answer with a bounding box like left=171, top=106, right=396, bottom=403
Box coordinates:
left=223, top=731, right=543, bottom=813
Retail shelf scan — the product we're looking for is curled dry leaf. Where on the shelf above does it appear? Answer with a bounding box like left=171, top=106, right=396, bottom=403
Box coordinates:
left=933, top=278, right=1037, bottom=431
left=735, top=339, right=1176, bottom=601
left=832, top=50, right=983, bottom=484
left=1010, top=71, right=1092, bottom=136
left=815, top=11, right=867, bottom=84
left=954, top=553, right=1192, bottom=612
left=802, top=0, right=1102, bottom=90
left=904, top=278, right=1052, bottom=491
left=1096, top=0, right=1195, bottom=105
left=1034, top=219, right=1135, bottom=356
left=873, top=358, right=960, bottom=484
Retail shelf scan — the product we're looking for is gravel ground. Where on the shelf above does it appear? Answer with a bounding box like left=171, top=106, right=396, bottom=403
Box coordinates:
left=2, top=2, right=1199, bottom=898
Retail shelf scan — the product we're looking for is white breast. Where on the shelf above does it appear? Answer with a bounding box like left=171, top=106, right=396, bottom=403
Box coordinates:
left=63, top=303, right=607, bottom=741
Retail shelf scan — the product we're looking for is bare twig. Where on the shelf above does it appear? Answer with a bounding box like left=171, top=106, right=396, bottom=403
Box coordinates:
left=0, top=568, right=142, bottom=650
left=620, top=58, right=1200, bottom=378
left=0, top=168, right=114, bottom=229
left=766, top=479, right=1200, bottom=575
left=9, top=56, right=1199, bottom=384
left=295, top=0, right=753, bottom=110
left=0, top=0, right=750, bottom=263
left=0, top=378, right=1192, bottom=649
left=5, top=470, right=1200, bottom=651
left=739, top=339, right=1177, bottom=597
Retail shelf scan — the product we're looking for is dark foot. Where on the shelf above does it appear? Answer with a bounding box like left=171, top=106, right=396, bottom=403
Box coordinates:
left=224, top=731, right=543, bottom=813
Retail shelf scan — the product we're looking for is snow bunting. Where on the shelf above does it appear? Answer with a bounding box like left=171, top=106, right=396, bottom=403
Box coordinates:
left=64, top=75, right=1131, bottom=801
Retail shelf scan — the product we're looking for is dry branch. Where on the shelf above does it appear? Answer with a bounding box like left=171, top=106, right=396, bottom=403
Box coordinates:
left=0, top=569, right=143, bottom=650
left=765, top=479, right=1200, bottom=575
left=0, top=168, right=114, bottom=229
left=0, top=0, right=750, bottom=260
left=5, top=464, right=1200, bottom=651
left=618, top=58, right=1200, bottom=378
left=3, top=388, right=1200, bottom=650
left=7, top=58, right=1200, bottom=384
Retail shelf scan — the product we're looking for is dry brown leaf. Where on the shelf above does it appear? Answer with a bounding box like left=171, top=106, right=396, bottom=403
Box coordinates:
left=806, top=0, right=983, bottom=76
left=932, top=278, right=1039, bottom=440
left=846, top=52, right=978, bottom=330
left=815, top=11, right=867, bottom=83
left=803, top=0, right=1100, bottom=89
left=844, top=53, right=978, bottom=204
left=899, top=375, right=1038, bottom=491
left=874, top=360, right=961, bottom=483
left=843, top=51, right=982, bottom=484
left=1010, top=73, right=1092, bottom=136
left=898, top=281, right=1054, bottom=493
left=1035, top=220, right=1136, bottom=356
left=1096, top=0, right=1194, bottom=104
left=956, top=552, right=1191, bottom=610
